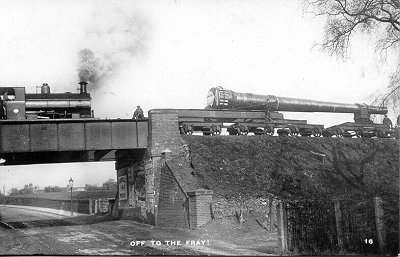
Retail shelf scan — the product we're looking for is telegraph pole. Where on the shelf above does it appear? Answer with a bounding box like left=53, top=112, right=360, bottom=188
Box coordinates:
left=398, top=126, right=400, bottom=257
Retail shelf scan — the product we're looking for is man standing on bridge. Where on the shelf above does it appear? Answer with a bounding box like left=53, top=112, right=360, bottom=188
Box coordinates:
left=383, top=114, right=393, bottom=128
left=133, top=106, right=144, bottom=120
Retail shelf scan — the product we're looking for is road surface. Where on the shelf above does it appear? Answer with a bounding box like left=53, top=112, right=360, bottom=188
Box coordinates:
left=0, top=205, right=273, bottom=255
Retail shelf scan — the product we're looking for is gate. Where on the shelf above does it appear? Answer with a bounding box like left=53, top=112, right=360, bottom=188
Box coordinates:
left=286, top=200, right=337, bottom=253
left=339, top=198, right=378, bottom=254
left=380, top=195, right=399, bottom=255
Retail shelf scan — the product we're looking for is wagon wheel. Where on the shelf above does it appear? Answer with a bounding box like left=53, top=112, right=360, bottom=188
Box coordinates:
left=186, top=125, right=193, bottom=135
left=240, top=125, right=249, bottom=135
left=214, top=125, right=222, bottom=135
left=312, top=127, right=322, bottom=137
left=374, top=128, right=384, bottom=138
left=334, top=127, right=344, bottom=138
left=288, top=125, right=299, bottom=137
left=210, top=125, right=221, bottom=136
left=209, top=125, right=216, bottom=136
left=277, top=128, right=289, bottom=136
left=240, top=129, right=249, bottom=136
left=356, top=129, right=364, bottom=138
left=322, top=129, right=331, bottom=137
left=228, top=130, right=238, bottom=135
left=266, top=131, right=274, bottom=136
left=180, top=124, right=192, bottom=134
left=254, top=128, right=264, bottom=135
left=342, top=132, right=353, bottom=138
left=180, top=126, right=186, bottom=134
left=265, top=125, right=274, bottom=136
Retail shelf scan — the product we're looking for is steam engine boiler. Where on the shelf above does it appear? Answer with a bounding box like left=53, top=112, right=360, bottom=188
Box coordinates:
left=0, top=82, right=92, bottom=120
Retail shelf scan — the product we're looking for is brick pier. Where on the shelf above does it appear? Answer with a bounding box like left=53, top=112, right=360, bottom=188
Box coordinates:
left=113, top=109, right=213, bottom=229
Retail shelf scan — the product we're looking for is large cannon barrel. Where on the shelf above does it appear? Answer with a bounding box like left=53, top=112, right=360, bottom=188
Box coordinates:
left=207, top=87, right=387, bottom=114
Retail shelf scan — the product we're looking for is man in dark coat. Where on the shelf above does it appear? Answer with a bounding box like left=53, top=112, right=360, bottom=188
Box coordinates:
left=383, top=114, right=392, bottom=128
left=133, top=106, right=144, bottom=119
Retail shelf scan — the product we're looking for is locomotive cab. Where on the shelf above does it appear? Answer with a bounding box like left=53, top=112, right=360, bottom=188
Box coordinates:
left=0, top=87, right=26, bottom=120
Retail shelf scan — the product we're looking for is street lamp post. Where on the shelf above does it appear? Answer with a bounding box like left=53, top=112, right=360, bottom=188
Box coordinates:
left=69, top=177, right=73, bottom=216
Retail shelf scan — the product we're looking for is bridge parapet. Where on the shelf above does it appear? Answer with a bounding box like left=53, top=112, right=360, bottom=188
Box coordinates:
left=148, top=109, right=185, bottom=157
left=0, top=118, right=148, bottom=153
left=0, top=118, right=148, bottom=165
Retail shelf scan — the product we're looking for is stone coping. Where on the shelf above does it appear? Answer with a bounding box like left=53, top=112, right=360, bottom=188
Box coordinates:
left=187, top=189, right=213, bottom=196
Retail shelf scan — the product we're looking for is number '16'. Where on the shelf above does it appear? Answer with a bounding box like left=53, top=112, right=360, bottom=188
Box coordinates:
left=364, top=239, right=373, bottom=244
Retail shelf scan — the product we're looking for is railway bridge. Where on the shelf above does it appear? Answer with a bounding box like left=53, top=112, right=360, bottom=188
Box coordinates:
left=0, top=118, right=148, bottom=165
left=0, top=109, right=218, bottom=229
left=8, top=107, right=384, bottom=231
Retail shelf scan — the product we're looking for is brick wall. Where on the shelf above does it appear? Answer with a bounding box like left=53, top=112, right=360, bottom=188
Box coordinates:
left=120, top=206, right=146, bottom=222
left=114, top=109, right=207, bottom=228
left=156, top=162, right=190, bottom=228
left=148, top=110, right=179, bottom=154
left=116, top=158, right=156, bottom=223
left=188, top=190, right=213, bottom=229
left=147, top=109, right=188, bottom=157
left=4, top=197, right=91, bottom=214
left=114, top=110, right=183, bottom=221
left=145, top=157, right=160, bottom=222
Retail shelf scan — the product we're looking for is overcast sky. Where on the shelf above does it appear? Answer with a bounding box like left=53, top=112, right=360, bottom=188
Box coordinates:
left=0, top=0, right=397, bottom=191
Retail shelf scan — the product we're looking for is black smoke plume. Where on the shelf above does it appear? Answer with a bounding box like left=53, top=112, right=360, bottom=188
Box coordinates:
left=78, top=49, right=102, bottom=84
left=76, top=7, right=150, bottom=89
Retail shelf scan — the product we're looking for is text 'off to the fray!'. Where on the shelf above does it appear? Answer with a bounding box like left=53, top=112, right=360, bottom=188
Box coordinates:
left=130, top=239, right=211, bottom=247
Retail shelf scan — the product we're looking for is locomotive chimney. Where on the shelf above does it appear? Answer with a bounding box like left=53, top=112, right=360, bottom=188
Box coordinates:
left=78, top=81, right=88, bottom=94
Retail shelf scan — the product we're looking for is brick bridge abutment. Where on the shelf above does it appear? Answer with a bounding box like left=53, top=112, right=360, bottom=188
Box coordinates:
left=113, top=109, right=212, bottom=229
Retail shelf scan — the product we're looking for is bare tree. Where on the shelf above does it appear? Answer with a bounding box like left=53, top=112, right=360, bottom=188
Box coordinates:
left=102, top=178, right=117, bottom=190
left=304, top=0, right=400, bottom=111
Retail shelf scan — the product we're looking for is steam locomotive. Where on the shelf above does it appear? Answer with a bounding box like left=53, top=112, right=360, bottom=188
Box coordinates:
left=179, top=86, right=395, bottom=138
left=0, top=82, right=92, bottom=120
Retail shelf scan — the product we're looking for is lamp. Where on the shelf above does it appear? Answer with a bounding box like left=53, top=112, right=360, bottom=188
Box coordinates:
left=69, top=177, right=73, bottom=216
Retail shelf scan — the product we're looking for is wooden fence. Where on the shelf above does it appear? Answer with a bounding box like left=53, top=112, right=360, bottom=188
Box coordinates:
left=277, top=196, right=398, bottom=255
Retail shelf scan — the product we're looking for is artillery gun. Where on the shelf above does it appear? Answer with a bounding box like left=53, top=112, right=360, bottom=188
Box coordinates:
left=205, top=87, right=393, bottom=138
